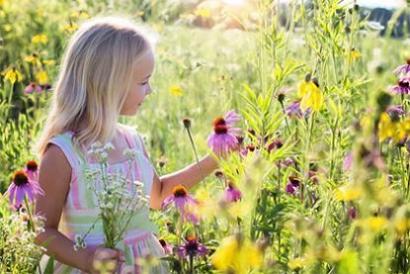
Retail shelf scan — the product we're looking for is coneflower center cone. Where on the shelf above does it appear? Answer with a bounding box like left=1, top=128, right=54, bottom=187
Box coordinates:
left=13, top=171, right=30, bottom=186
left=213, top=117, right=228, bottom=134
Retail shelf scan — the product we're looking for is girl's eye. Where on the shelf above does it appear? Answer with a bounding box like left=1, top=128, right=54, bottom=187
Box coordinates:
left=140, top=82, right=148, bottom=86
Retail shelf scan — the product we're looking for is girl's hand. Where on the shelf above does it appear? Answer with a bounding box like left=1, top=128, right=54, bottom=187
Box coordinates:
left=85, top=246, right=125, bottom=274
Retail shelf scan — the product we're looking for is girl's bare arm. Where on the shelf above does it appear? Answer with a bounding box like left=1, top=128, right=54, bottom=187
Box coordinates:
left=34, top=145, right=93, bottom=272
left=150, top=154, right=218, bottom=209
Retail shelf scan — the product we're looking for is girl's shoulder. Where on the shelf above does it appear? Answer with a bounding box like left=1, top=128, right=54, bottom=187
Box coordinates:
left=46, top=131, right=78, bottom=170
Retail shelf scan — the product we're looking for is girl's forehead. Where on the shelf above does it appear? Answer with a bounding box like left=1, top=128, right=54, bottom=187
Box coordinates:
left=135, top=50, right=155, bottom=78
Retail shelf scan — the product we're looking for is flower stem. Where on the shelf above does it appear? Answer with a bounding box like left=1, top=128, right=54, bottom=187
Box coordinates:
left=185, top=126, right=200, bottom=166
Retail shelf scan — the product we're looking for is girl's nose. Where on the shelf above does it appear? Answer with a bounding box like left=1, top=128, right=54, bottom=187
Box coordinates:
left=145, top=84, right=152, bottom=95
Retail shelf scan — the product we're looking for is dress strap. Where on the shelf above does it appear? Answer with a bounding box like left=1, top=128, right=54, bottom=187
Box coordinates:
left=121, top=126, right=144, bottom=152
left=48, top=132, right=81, bottom=171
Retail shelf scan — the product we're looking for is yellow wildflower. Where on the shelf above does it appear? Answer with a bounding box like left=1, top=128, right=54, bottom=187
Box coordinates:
left=298, top=76, right=324, bottom=112
left=378, top=112, right=396, bottom=142
left=288, top=257, right=310, bottom=270
left=334, top=184, right=362, bottom=201
left=194, top=8, right=211, bottom=18
left=70, top=10, right=90, bottom=20
left=363, top=216, right=388, bottom=232
left=63, top=23, right=79, bottom=33
left=393, top=205, right=410, bottom=235
left=31, top=34, right=48, bottom=44
left=169, top=84, right=183, bottom=96
left=43, top=59, right=56, bottom=66
left=395, top=117, right=410, bottom=142
left=212, top=235, right=263, bottom=274
left=395, top=218, right=410, bottom=235
left=349, top=48, right=361, bottom=62
left=2, top=67, right=23, bottom=84
left=35, top=70, right=49, bottom=85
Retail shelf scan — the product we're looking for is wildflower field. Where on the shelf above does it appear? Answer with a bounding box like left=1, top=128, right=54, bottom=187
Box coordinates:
left=1, top=0, right=410, bottom=273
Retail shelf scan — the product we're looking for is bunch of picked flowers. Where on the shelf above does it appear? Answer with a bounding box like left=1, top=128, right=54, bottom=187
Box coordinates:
left=76, top=142, right=150, bottom=249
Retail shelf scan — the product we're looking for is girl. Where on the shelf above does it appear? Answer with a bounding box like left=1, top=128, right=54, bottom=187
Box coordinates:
left=34, top=16, right=218, bottom=273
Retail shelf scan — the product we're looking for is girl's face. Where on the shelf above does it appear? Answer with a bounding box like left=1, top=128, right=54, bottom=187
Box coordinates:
left=120, top=49, right=155, bottom=116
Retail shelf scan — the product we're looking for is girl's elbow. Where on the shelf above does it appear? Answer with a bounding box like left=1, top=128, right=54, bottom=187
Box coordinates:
left=149, top=197, right=163, bottom=210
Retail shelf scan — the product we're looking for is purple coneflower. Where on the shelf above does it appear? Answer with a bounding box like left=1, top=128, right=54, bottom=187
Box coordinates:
left=343, top=153, right=353, bottom=171
left=162, top=185, right=199, bottom=224
left=393, top=59, right=410, bottom=76
left=280, top=157, right=295, bottom=168
left=285, top=176, right=301, bottom=195
left=24, top=82, right=43, bottom=94
left=266, top=139, right=283, bottom=153
left=348, top=206, right=357, bottom=220
left=389, top=76, right=410, bottom=95
left=240, top=144, right=257, bottom=157
left=224, top=182, right=242, bottom=203
left=285, top=101, right=311, bottom=119
left=159, top=239, right=173, bottom=255
left=25, top=160, right=39, bottom=181
left=386, top=105, right=405, bottom=118
left=207, top=110, right=241, bottom=156
left=6, top=170, right=44, bottom=209
left=177, top=235, right=208, bottom=258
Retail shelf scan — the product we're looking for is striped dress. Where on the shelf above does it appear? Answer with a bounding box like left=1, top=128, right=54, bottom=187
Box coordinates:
left=40, top=126, right=168, bottom=274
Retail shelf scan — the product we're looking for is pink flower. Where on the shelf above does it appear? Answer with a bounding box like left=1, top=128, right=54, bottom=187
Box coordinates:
left=159, top=239, right=173, bottom=255
left=207, top=110, right=241, bottom=156
left=386, top=105, right=405, bottom=118
left=240, top=144, right=257, bottom=157
left=224, top=182, right=242, bottom=203
left=393, top=59, right=410, bottom=76
left=177, top=235, right=207, bottom=258
left=348, top=206, right=357, bottom=220
left=285, top=101, right=311, bottom=119
left=6, top=170, right=44, bottom=210
left=24, top=82, right=43, bottom=94
left=343, top=153, right=353, bottom=171
left=162, top=185, right=199, bottom=224
left=25, top=160, right=39, bottom=181
left=389, top=76, right=410, bottom=95
left=285, top=176, right=300, bottom=195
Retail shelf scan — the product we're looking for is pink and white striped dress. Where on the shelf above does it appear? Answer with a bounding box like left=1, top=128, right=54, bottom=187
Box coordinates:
left=40, top=125, right=168, bottom=274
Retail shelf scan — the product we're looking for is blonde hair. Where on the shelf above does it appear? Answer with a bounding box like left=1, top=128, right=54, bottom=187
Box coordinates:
left=35, top=16, right=151, bottom=156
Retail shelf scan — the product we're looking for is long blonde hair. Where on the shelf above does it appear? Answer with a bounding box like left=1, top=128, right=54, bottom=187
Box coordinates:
left=35, top=16, right=151, bottom=156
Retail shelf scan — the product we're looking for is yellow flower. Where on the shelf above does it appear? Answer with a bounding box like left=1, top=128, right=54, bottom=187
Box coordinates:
left=70, top=10, right=90, bottom=20
left=395, top=117, right=410, bottom=142
left=43, top=59, right=56, bottom=66
left=334, top=184, right=362, bottom=201
left=63, top=23, right=79, bottom=33
left=349, top=48, right=361, bottom=62
left=35, top=70, right=49, bottom=85
left=395, top=218, right=410, bottom=235
left=31, top=34, right=48, bottom=44
left=378, top=112, right=396, bottom=142
left=298, top=77, right=323, bottom=112
left=24, top=54, right=42, bottom=67
left=194, top=7, right=211, bottom=18
left=288, top=257, right=310, bottom=270
left=393, top=205, right=410, bottom=235
left=363, top=216, right=388, bottom=232
left=169, top=84, right=183, bottom=96
left=212, top=235, right=263, bottom=274
left=2, top=67, right=23, bottom=84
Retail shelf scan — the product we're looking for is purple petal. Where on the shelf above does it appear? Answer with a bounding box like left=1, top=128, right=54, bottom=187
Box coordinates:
left=161, top=196, right=174, bottom=210
left=224, top=110, right=241, bottom=126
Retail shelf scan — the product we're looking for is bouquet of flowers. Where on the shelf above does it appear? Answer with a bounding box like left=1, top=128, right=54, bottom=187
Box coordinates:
left=75, top=142, right=150, bottom=250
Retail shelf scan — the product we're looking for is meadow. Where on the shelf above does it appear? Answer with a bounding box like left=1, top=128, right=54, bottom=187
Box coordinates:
left=1, top=0, right=410, bottom=273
